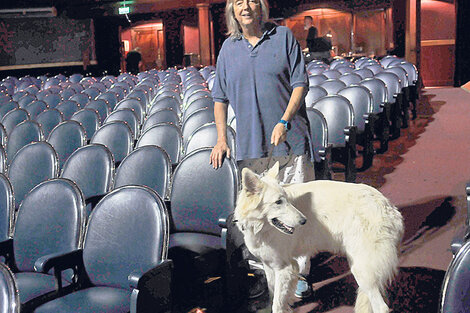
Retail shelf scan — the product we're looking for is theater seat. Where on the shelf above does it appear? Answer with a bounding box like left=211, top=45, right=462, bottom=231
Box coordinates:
left=0, top=262, right=19, bottom=313
left=90, top=121, right=134, bottom=165
left=0, top=174, right=14, bottom=242
left=168, top=148, right=238, bottom=308
left=33, top=186, right=172, bottom=313
left=184, top=123, right=236, bottom=158
left=0, top=178, right=85, bottom=311
left=306, top=108, right=332, bottom=180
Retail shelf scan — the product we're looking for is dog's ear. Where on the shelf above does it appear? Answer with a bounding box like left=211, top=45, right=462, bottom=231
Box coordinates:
left=242, top=167, right=262, bottom=194
left=266, top=161, right=280, bottom=179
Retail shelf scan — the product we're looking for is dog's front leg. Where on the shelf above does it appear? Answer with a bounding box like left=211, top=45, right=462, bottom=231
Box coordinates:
left=272, top=261, right=299, bottom=313
left=263, top=264, right=275, bottom=296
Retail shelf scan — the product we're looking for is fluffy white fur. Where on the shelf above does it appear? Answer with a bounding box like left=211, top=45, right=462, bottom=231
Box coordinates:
left=234, top=162, right=404, bottom=313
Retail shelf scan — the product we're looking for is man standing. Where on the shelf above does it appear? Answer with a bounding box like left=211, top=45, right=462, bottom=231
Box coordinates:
left=125, top=47, right=143, bottom=74
left=304, top=16, right=317, bottom=53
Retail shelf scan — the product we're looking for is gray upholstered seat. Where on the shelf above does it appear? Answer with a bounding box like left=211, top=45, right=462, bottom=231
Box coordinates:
left=7, top=142, right=58, bottom=209
left=5, top=120, right=43, bottom=164
left=0, top=173, right=14, bottom=241
left=59, top=88, right=76, bottom=101
left=90, top=121, right=133, bottom=164
left=169, top=148, right=238, bottom=306
left=185, top=123, right=236, bottom=159
left=61, top=144, right=114, bottom=216
left=81, top=87, right=100, bottom=100
left=353, top=68, right=374, bottom=79
left=34, top=185, right=172, bottom=313
left=338, top=72, right=362, bottom=86
left=0, top=101, right=19, bottom=121
left=375, top=71, right=404, bottom=138
left=360, top=77, right=390, bottom=153
left=115, top=98, right=144, bottom=124
left=69, top=93, right=90, bottom=108
left=42, top=93, right=62, bottom=109
left=56, top=100, right=80, bottom=120
left=321, top=69, right=341, bottom=79
left=1, top=108, right=30, bottom=135
left=0, top=178, right=85, bottom=310
left=17, top=94, right=36, bottom=108
left=338, top=85, right=376, bottom=170
left=104, top=108, right=139, bottom=140
left=36, top=109, right=64, bottom=139
left=47, top=121, right=86, bottom=169
left=319, top=79, right=347, bottom=95
left=113, top=145, right=171, bottom=199
left=85, top=99, right=111, bottom=124
left=149, top=96, right=182, bottom=116
left=181, top=108, right=215, bottom=145
left=308, top=74, right=328, bottom=86
left=312, top=95, right=357, bottom=182
left=96, top=91, right=119, bottom=111
left=183, top=96, right=214, bottom=123
left=142, top=108, right=180, bottom=132
left=136, top=123, right=183, bottom=166
left=183, top=89, right=211, bottom=110
left=0, top=262, right=20, bottom=313
left=70, top=108, right=100, bottom=141
left=25, top=100, right=48, bottom=120
left=306, top=108, right=331, bottom=180
left=0, top=124, right=7, bottom=147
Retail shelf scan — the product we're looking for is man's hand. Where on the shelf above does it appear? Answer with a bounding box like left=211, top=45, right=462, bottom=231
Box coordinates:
left=210, top=140, right=231, bottom=169
left=271, top=123, right=287, bottom=146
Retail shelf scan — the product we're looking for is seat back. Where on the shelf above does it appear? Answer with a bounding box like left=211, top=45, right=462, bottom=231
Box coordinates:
left=353, top=68, right=374, bottom=79
left=184, top=90, right=211, bottom=110
left=375, top=72, right=402, bottom=101
left=36, top=109, right=64, bottom=138
left=0, top=263, right=20, bottom=313
left=440, top=240, right=470, bottom=313
left=69, top=93, right=90, bottom=107
left=336, top=65, right=355, bottom=74
left=183, top=96, right=214, bottom=122
left=142, top=109, right=180, bottom=132
left=136, top=123, right=183, bottom=165
left=308, top=74, right=328, bottom=87
left=83, top=186, right=169, bottom=289
left=115, top=98, right=144, bottom=124
left=86, top=99, right=111, bottom=124
left=185, top=123, right=236, bottom=158
left=127, top=90, right=148, bottom=110
left=0, top=101, right=19, bottom=120
left=149, top=96, right=182, bottom=117
left=114, top=145, right=171, bottom=199
left=90, top=121, right=134, bottom=164
left=0, top=174, right=14, bottom=241
left=359, top=78, right=388, bottom=113
left=0, top=124, right=6, bottom=147
left=364, top=64, right=384, bottom=75
left=385, top=66, right=409, bottom=88
left=397, top=61, right=418, bottom=85
left=71, top=108, right=101, bottom=141
left=8, top=142, right=58, bottom=209
left=338, top=85, right=374, bottom=132
left=82, top=87, right=100, bottom=100
left=0, top=146, right=6, bottom=174
left=306, top=108, right=328, bottom=161
left=42, top=93, right=62, bottom=108
left=312, top=95, right=354, bottom=147
left=181, top=108, right=215, bottom=145
left=17, top=94, right=36, bottom=108
left=6, top=120, right=43, bottom=164
left=47, top=121, right=87, bottom=169
left=61, top=144, right=114, bottom=215
left=56, top=100, right=80, bottom=120
left=97, top=91, right=119, bottom=110
left=13, top=178, right=85, bottom=272
left=1, top=108, right=30, bottom=135
left=25, top=100, right=48, bottom=119
left=170, top=148, right=238, bottom=236
left=338, top=72, right=362, bottom=86
left=322, top=69, right=341, bottom=79
left=104, top=108, right=139, bottom=140
left=319, top=79, right=347, bottom=95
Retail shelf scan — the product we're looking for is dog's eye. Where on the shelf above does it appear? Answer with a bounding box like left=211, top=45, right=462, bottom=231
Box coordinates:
left=275, top=199, right=283, bottom=205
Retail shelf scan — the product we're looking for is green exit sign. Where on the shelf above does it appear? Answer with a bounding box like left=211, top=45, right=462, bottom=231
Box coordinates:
left=119, top=6, right=130, bottom=14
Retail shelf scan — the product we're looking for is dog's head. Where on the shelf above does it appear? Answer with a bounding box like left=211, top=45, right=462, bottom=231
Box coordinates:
left=235, top=162, right=307, bottom=235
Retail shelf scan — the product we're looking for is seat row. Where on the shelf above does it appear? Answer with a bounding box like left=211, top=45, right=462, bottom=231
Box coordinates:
left=0, top=146, right=239, bottom=312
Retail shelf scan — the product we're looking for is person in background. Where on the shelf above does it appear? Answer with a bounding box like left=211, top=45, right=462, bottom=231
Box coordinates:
left=304, top=15, right=317, bottom=53
left=210, top=0, right=315, bottom=308
left=125, top=47, right=143, bottom=74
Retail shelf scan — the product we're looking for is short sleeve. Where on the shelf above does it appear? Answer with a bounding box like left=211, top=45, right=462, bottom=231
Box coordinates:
left=286, top=28, right=308, bottom=90
left=211, top=43, right=229, bottom=104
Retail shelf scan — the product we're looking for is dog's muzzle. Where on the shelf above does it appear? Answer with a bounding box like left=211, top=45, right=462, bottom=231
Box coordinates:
left=271, top=217, right=296, bottom=235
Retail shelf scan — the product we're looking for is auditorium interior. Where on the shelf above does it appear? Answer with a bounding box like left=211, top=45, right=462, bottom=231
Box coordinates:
left=0, top=0, right=470, bottom=312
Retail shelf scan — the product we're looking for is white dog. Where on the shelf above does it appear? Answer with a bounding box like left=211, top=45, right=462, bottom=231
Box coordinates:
left=234, top=162, right=404, bottom=313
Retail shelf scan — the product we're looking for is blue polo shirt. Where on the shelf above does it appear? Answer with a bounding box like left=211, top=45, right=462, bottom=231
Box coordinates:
left=212, top=23, right=311, bottom=161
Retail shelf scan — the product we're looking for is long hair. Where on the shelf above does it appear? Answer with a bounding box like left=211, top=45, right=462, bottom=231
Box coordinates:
left=225, top=0, right=270, bottom=40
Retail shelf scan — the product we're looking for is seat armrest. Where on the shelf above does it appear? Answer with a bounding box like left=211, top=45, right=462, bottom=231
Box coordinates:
left=218, top=217, right=228, bottom=229
left=129, top=259, right=173, bottom=313
left=451, top=226, right=470, bottom=255
left=34, top=250, right=83, bottom=274
left=344, top=126, right=357, bottom=149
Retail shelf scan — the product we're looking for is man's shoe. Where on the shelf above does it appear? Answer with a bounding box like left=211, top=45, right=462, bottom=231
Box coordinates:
left=294, top=277, right=312, bottom=299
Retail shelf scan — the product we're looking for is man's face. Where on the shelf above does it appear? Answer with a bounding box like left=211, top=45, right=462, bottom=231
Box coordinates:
left=304, top=17, right=312, bottom=29
left=233, top=0, right=262, bottom=29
